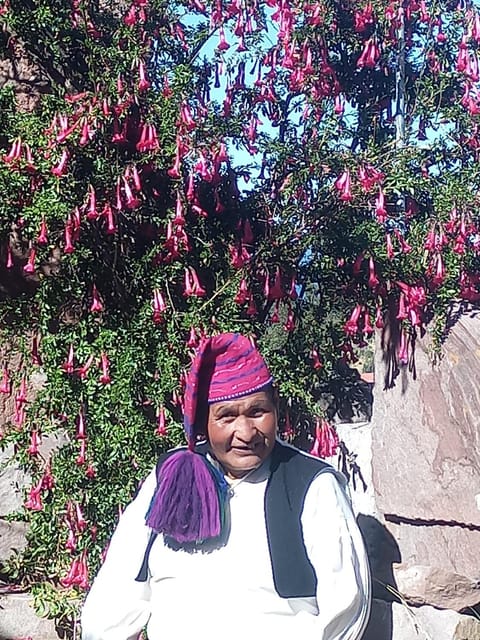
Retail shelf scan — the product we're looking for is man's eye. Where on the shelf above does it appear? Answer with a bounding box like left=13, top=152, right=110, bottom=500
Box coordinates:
left=219, top=413, right=235, bottom=421
left=250, top=408, right=265, bottom=417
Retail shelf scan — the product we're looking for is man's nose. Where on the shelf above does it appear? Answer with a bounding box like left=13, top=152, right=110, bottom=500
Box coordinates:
left=235, top=415, right=257, bottom=441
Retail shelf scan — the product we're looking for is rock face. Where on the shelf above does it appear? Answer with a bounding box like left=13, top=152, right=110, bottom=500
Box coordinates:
left=393, top=565, right=480, bottom=611
left=0, top=593, right=58, bottom=640
left=370, top=311, right=480, bottom=611
left=363, top=599, right=480, bottom=640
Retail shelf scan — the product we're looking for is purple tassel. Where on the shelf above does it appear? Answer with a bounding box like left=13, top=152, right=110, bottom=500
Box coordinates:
left=146, top=450, right=223, bottom=543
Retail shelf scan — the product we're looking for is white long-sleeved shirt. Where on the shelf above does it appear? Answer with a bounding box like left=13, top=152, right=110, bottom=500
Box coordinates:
left=81, top=451, right=371, bottom=640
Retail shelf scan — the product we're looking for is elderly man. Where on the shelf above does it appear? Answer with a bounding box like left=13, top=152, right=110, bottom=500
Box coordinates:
left=81, top=333, right=370, bottom=640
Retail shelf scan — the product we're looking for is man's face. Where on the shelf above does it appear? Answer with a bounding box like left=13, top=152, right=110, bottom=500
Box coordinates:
left=207, top=390, right=277, bottom=478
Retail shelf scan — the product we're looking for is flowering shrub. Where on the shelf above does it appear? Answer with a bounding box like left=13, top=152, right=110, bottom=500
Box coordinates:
left=0, top=0, right=480, bottom=632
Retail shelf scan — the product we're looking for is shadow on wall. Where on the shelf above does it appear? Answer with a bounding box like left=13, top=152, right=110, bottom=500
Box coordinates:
left=357, top=514, right=402, bottom=640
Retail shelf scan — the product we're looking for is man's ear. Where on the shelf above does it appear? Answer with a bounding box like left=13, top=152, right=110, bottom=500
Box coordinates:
left=194, top=400, right=209, bottom=440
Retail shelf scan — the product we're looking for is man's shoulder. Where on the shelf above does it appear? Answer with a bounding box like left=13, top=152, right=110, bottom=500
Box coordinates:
left=273, top=439, right=332, bottom=469
left=272, top=439, right=346, bottom=487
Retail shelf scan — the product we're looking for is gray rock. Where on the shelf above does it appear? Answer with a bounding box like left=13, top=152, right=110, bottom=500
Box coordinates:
left=371, top=311, right=480, bottom=608
left=0, top=445, right=29, bottom=516
left=0, top=593, right=59, bottom=640
left=363, top=599, right=480, bottom=640
left=0, top=521, right=27, bottom=563
left=393, top=564, right=480, bottom=612
left=38, top=430, right=70, bottom=461
left=335, top=421, right=377, bottom=517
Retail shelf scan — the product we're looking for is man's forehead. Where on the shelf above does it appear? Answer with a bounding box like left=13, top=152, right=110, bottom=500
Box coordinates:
left=210, top=390, right=272, bottom=410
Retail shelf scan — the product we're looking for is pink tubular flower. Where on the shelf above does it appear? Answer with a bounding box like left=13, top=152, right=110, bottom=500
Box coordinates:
left=186, top=326, right=199, bottom=348
left=25, top=478, right=44, bottom=511
left=431, top=253, right=445, bottom=287
left=137, top=60, right=150, bottom=91
left=77, top=355, right=94, bottom=380
left=357, top=38, right=380, bottom=69
left=15, top=377, right=27, bottom=411
left=62, top=344, right=75, bottom=374
left=288, top=274, right=298, bottom=300
left=122, top=176, right=141, bottom=210
left=184, top=267, right=206, bottom=297
left=311, top=348, right=322, bottom=370
left=394, top=229, right=412, bottom=254
left=6, top=244, right=13, bottom=269
left=60, top=550, right=89, bottom=589
left=76, top=439, right=86, bottom=466
left=173, top=192, right=185, bottom=226
left=37, top=218, right=48, bottom=245
left=268, top=267, right=285, bottom=300
left=152, top=289, right=166, bottom=324
left=86, top=464, right=96, bottom=479
left=217, top=26, right=230, bottom=51
left=76, top=411, right=86, bottom=439
left=234, top=278, right=250, bottom=305
left=75, top=501, right=87, bottom=532
left=334, top=169, right=353, bottom=202
left=358, top=164, right=384, bottom=192
left=396, top=292, right=408, bottom=320
left=136, top=123, right=160, bottom=152
left=123, top=3, right=137, bottom=25
left=103, top=202, right=116, bottom=235
left=3, top=138, right=22, bottom=164
left=41, top=461, right=55, bottom=490
left=386, top=232, right=394, bottom=259
left=334, top=94, right=344, bottom=115
left=60, top=557, right=80, bottom=588
left=179, top=102, right=196, bottom=131
left=23, top=248, right=36, bottom=274
left=64, top=221, right=75, bottom=255
left=368, top=256, right=379, bottom=288
left=0, top=367, right=10, bottom=394
left=284, top=305, right=295, bottom=332
left=271, top=300, right=280, bottom=324
left=375, top=187, right=387, bottom=222
left=86, top=186, right=99, bottom=221
left=65, top=523, right=77, bottom=553
left=99, top=352, right=111, bottom=384
left=156, top=406, right=167, bottom=436
left=344, top=304, right=362, bottom=336
left=51, top=150, right=69, bottom=177
left=28, top=430, right=40, bottom=456
left=354, top=2, right=375, bottom=33
left=90, top=284, right=103, bottom=313
left=310, top=419, right=339, bottom=458
left=363, top=309, right=374, bottom=335
left=229, top=243, right=250, bottom=269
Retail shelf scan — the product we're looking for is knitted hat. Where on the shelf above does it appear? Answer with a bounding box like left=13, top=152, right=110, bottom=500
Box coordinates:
left=183, top=332, right=273, bottom=445
left=145, top=332, right=273, bottom=545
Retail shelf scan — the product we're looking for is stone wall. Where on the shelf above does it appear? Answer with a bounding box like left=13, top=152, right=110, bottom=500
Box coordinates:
left=337, top=310, right=480, bottom=640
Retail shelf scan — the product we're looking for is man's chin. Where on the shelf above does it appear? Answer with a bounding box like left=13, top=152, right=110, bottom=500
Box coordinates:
left=224, top=451, right=264, bottom=477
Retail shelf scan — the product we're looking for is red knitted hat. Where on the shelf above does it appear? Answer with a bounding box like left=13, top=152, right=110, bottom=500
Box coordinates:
left=183, top=333, right=272, bottom=445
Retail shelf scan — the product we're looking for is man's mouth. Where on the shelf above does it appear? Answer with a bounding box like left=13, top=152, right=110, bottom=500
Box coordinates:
left=231, top=445, right=261, bottom=453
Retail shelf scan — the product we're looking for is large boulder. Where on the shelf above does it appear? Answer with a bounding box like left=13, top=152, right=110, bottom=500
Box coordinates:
left=371, top=311, right=480, bottom=610
left=0, top=593, right=58, bottom=640
left=364, top=599, right=480, bottom=640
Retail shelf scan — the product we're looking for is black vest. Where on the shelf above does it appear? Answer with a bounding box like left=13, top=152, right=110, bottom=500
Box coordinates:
left=136, top=440, right=330, bottom=598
